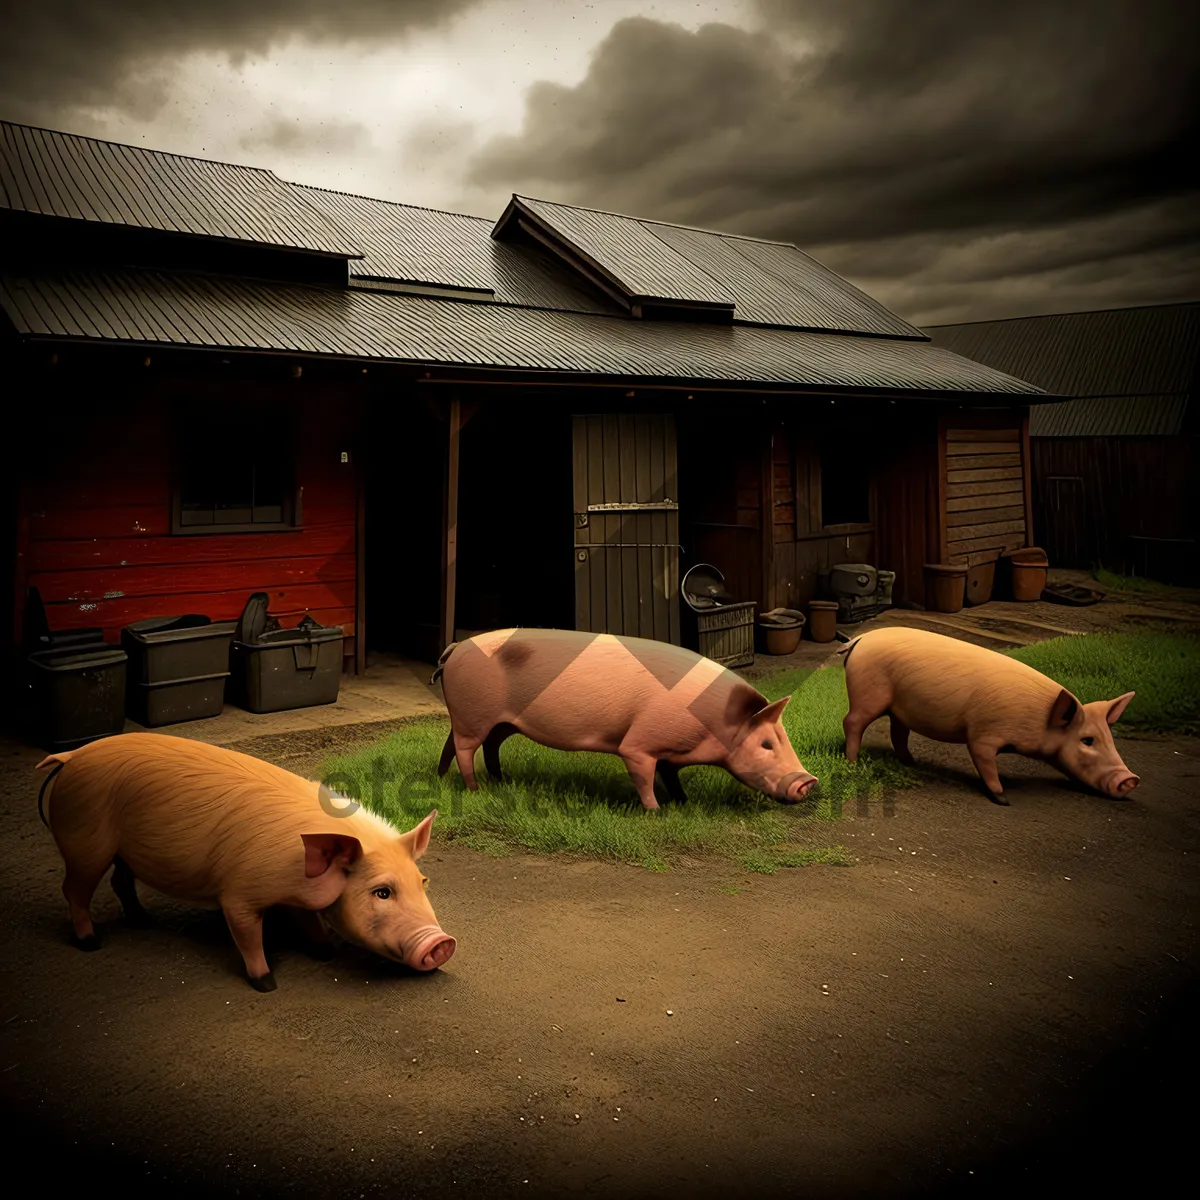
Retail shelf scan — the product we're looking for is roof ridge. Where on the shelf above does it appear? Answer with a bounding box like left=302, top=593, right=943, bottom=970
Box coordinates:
left=290, top=180, right=493, bottom=223
left=514, top=194, right=796, bottom=248
left=926, top=299, right=1200, bottom=329
left=1, top=118, right=282, bottom=178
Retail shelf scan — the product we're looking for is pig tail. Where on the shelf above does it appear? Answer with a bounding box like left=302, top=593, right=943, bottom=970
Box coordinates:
left=37, top=761, right=66, bottom=827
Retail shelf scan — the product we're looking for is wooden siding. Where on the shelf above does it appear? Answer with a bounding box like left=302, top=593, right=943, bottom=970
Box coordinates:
left=1031, top=435, right=1198, bottom=581
left=19, top=375, right=362, bottom=658
left=939, top=412, right=1032, bottom=566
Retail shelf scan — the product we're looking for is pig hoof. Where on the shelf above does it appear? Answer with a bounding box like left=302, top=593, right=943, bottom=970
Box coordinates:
left=249, top=971, right=278, bottom=993
left=73, top=933, right=101, bottom=952
left=989, top=793, right=1010, bottom=807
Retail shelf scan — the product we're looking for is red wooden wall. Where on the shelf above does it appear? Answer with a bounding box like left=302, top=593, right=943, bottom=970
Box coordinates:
left=17, top=373, right=363, bottom=660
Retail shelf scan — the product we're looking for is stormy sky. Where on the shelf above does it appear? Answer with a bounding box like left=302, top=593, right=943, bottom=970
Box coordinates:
left=1, top=0, right=1195, bottom=325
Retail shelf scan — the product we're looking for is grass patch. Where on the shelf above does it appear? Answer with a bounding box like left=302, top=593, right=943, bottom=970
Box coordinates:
left=1093, top=566, right=1181, bottom=595
left=1004, top=631, right=1200, bottom=733
left=320, top=663, right=915, bottom=869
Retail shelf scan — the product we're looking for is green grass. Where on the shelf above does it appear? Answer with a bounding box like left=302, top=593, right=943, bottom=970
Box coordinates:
left=320, top=663, right=917, bottom=871
left=1004, top=631, right=1200, bottom=733
left=1093, top=566, right=1182, bottom=595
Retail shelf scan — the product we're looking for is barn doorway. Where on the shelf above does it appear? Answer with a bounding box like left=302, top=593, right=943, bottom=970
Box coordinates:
left=453, top=399, right=575, bottom=637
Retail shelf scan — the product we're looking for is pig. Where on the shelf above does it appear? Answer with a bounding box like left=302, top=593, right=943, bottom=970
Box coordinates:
left=36, top=732, right=456, bottom=992
left=837, top=626, right=1139, bottom=804
left=431, top=627, right=818, bottom=810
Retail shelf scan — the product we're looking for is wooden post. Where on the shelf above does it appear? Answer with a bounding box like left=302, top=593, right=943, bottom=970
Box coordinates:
left=1020, top=407, right=1035, bottom=549
left=440, top=394, right=462, bottom=652
left=760, top=424, right=776, bottom=612
left=354, top=425, right=367, bottom=677
left=935, top=412, right=949, bottom=563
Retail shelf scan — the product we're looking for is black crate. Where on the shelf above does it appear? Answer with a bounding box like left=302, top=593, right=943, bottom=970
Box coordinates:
left=121, top=616, right=236, bottom=726
left=24, top=644, right=128, bottom=751
left=232, top=626, right=344, bottom=714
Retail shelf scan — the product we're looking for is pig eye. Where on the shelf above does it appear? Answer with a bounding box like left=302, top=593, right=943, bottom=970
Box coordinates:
left=1081, top=736, right=1095, bottom=747
left=761, top=740, right=773, bottom=750
left=372, top=886, right=392, bottom=900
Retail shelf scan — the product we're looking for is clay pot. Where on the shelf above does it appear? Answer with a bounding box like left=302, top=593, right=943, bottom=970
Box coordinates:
left=807, top=600, right=839, bottom=643
left=1005, top=547, right=1049, bottom=602
left=924, top=564, right=967, bottom=614
left=758, top=608, right=806, bottom=655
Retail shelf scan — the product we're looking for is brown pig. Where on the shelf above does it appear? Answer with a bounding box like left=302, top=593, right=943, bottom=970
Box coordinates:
left=837, top=626, right=1139, bottom=804
left=432, top=627, right=818, bottom=809
left=37, top=732, right=455, bottom=991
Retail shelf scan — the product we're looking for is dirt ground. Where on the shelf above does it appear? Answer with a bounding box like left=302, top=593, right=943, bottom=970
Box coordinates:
left=1, top=709, right=1198, bottom=1198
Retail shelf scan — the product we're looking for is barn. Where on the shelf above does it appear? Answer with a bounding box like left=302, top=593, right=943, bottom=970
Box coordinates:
left=0, top=119, right=1054, bottom=697
left=928, top=303, right=1199, bottom=585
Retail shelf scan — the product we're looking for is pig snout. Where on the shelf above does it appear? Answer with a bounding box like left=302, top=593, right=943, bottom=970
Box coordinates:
left=405, top=925, right=456, bottom=971
left=1107, top=771, right=1140, bottom=799
left=779, top=771, right=819, bottom=803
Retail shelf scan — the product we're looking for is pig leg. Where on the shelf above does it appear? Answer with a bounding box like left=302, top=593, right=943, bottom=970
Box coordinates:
left=619, top=749, right=661, bottom=811
left=656, top=761, right=689, bottom=804
left=482, top=723, right=516, bottom=780
left=62, top=862, right=108, bottom=951
left=110, top=855, right=155, bottom=929
left=843, top=669, right=891, bottom=762
left=453, top=733, right=482, bottom=791
left=223, top=904, right=276, bottom=992
left=888, top=715, right=916, bottom=766
left=967, top=739, right=1009, bottom=806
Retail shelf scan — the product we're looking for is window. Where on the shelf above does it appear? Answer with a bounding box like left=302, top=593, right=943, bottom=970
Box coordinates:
left=173, top=430, right=298, bottom=534
left=819, top=446, right=872, bottom=528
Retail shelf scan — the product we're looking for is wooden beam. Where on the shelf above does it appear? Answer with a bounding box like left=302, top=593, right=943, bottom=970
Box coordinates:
left=354, top=430, right=367, bottom=676
left=935, top=414, right=949, bottom=563
left=440, top=394, right=462, bottom=652
left=760, top=425, right=776, bottom=611
left=1020, top=408, right=1035, bottom=549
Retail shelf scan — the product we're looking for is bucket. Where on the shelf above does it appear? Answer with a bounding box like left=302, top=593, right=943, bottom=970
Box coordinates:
left=807, top=600, right=839, bottom=643
left=757, top=608, right=805, bottom=655
left=1012, top=561, right=1048, bottom=602
left=924, top=564, right=967, bottom=614
left=964, top=560, right=996, bottom=606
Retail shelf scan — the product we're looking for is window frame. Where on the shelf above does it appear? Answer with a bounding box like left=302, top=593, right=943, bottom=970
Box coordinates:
left=169, top=421, right=302, bottom=537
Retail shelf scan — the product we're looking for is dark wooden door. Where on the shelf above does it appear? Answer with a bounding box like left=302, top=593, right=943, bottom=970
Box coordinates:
left=572, top=413, right=681, bottom=642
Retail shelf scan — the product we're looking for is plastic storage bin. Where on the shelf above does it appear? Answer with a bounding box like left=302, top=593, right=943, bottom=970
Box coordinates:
left=24, top=642, right=128, bottom=751
left=231, top=593, right=344, bottom=714
left=121, top=615, right=237, bottom=727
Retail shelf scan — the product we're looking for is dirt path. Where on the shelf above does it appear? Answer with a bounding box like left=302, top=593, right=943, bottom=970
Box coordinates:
left=1, top=725, right=1198, bottom=1199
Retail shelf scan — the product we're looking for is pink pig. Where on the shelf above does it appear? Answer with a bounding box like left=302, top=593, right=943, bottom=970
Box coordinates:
left=37, top=732, right=455, bottom=991
left=432, top=627, right=818, bottom=809
left=838, top=626, right=1139, bottom=803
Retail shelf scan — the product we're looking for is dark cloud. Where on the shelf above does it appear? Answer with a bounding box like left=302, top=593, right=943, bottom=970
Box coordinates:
left=467, top=1, right=1200, bottom=321
left=0, top=0, right=481, bottom=125
left=239, top=117, right=371, bottom=155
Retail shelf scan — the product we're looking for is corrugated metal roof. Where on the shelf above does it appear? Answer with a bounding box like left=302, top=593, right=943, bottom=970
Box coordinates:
left=0, top=267, right=1048, bottom=396
left=0, top=121, right=362, bottom=258
left=501, top=195, right=926, bottom=338
left=1029, top=394, right=1189, bottom=437
left=927, top=303, right=1200, bottom=401
left=290, top=185, right=620, bottom=315
left=510, top=196, right=734, bottom=307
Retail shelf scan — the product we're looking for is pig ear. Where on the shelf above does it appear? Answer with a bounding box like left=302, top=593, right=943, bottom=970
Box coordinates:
left=300, top=833, right=363, bottom=879
left=1048, top=689, right=1080, bottom=730
left=1105, top=692, right=1136, bottom=727
left=405, top=810, right=438, bottom=861
left=749, top=696, right=791, bottom=727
